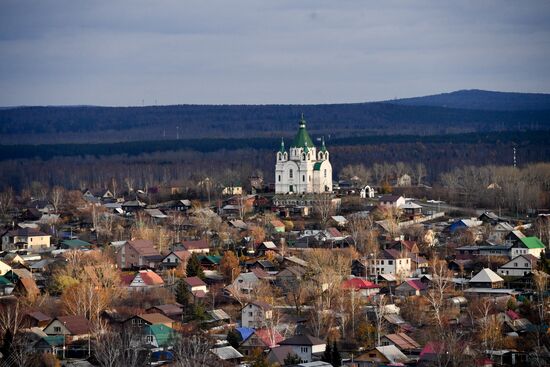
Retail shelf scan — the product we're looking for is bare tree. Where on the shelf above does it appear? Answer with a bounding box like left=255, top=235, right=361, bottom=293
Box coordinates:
left=370, top=294, right=387, bottom=346
left=49, top=186, right=65, bottom=213
left=424, top=257, right=453, bottom=330
left=415, top=163, right=427, bottom=186
left=171, top=333, right=216, bottom=367
left=0, top=187, right=14, bottom=218
left=313, top=193, right=335, bottom=229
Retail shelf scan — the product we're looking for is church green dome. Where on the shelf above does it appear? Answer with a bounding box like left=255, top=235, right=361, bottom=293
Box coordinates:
left=291, top=114, right=315, bottom=149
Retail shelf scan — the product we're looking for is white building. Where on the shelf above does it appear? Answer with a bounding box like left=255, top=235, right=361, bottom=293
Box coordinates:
left=278, top=334, right=326, bottom=364
left=275, top=115, right=332, bottom=194
left=241, top=301, right=273, bottom=328
left=366, top=249, right=412, bottom=278
left=497, top=254, right=538, bottom=277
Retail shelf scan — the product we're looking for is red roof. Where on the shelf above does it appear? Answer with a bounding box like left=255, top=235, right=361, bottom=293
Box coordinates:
left=327, top=227, right=343, bottom=238
left=405, top=279, right=427, bottom=291
left=342, top=278, right=379, bottom=290
left=251, top=267, right=271, bottom=279
left=255, top=328, right=284, bottom=347
left=506, top=309, right=520, bottom=320
left=139, top=270, right=164, bottom=286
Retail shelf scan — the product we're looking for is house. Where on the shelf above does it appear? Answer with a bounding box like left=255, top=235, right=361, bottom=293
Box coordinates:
left=116, top=239, right=160, bottom=269
left=380, top=332, right=421, bottom=355
left=211, top=346, right=244, bottom=363
left=269, top=220, right=286, bottom=233
left=23, top=311, right=52, bottom=329
left=497, top=255, right=538, bottom=277
left=341, top=277, right=380, bottom=297
left=257, top=241, right=279, bottom=256
left=12, top=277, right=40, bottom=299
left=198, top=254, right=221, bottom=269
left=121, top=199, right=146, bottom=213
left=378, top=195, right=405, bottom=209
left=143, top=323, right=176, bottom=348
left=161, top=250, right=190, bottom=268
left=365, top=249, right=412, bottom=278
left=410, top=254, right=429, bottom=276
left=241, top=301, right=273, bottom=328
left=126, top=313, right=174, bottom=329
left=239, top=328, right=284, bottom=356
left=395, top=279, right=428, bottom=297
left=510, top=236, right=545, bottom=258
left=0, top=275, right=14, bottom=295
left=469, top=268, right=504, bottom=288
left=355, top=345, right=409, bottom=366
left=278, top=334, right=326, bottom=364
left=83, top=188, right=114, bottom=201
left=446, top=218, right=483, bottom=234
left=251, top=259, right=277, bottom=272
left=230, top=271, right=263, bottom=294
left=1, top=228, right=51, bottom=251
left=222, top=186, right=243, bottom=196
left=401, top=202, right=423, bottom=219
left=180, top=239, right=210, bottom=254
left=146, top=304, right=183, bottom=320
left=44, top=315, right=91, bottom=342
left=184, top=276, right=208, bottom=298
left=389, top=240, right=419, bottom=255
left=276, top=266, right=307, bottom=290
left=488, top=222, right=515, bottom=243
left=0, top=260, right=11, bottom=275
left=60, top=239, right=93, bottom=250
left=122, top=269, right=164, bottom=290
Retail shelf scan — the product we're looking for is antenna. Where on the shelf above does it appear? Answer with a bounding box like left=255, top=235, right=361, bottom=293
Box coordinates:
left=513, top=147, right=517, bottom=168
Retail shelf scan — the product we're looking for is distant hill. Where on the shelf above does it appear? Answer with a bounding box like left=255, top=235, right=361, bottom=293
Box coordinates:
left=384, top=89, right=550, bottom=111
left=1, top=90, right=549, bottom=144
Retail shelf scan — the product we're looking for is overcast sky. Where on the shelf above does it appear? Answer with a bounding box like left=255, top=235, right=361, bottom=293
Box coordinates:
left=1, top=0, right=550, bottom=106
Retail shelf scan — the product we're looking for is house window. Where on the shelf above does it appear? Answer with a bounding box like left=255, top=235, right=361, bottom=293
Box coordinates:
left=301, top=347, right=308, bottom=353
left=146, top=335, right=154, bottom=343
left=388, top=260, right=393, bottom=265
left=525, top=263, right=529, bottom=267
left=249, top=312, right=253, bottom=317
left=289, top=169, right=293, bottom=178
left=54, top=326, right=61, bottom=333
left=514, top=262, right=517, bottom=267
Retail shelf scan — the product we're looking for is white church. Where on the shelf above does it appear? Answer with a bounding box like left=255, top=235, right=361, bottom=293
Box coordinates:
left=275, top=115, right=333, bottom=194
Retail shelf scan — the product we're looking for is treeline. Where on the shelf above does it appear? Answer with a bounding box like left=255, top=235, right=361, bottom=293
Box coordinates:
left=1, top=102, right=549, bottom=144
left=1, top=130, right=548, bottom=161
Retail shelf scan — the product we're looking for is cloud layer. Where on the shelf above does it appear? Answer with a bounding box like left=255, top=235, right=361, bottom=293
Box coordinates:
left=1, top=0, right=550, bottom=105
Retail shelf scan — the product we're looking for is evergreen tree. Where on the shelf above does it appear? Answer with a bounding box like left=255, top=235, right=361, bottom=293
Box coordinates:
left=227, top=329, right=242, bottom=349
left=0, top=328, right=13, bottom=361
left=174, top=277, right=191, bottom=312
left=321, top=338, right=332, bottom=363
left=331, top=340, right=341, bottom=367
left=186, top=253, right=205, bottom=279
left=537, top=250, right=550, bottom=273
left=283, top=352, right=301, bottom=365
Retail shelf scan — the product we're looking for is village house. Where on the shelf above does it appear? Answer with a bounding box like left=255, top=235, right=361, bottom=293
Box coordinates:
left=395, top=279, right=428, bottom=297
left=469, top=268, right=504, bottom=289
left=1, top=227, right=51, bottom=251
left=239, top=328, right=284, bottom=357
left=365, top=249, right=412, bottom=279
left=121, top=269, right=164, bottom=290
left=125, top=313, right=175, bottom=330
left=355, top=345, right=409, bottom=366
left=277, top=334, right=326, bottom=364
left=180, top=239, right=210, bottom=254
left=161, top=250, right=190, bottom=268
left=116, top=239, right=161, bottom=269
left=184, top=276, right=208, bottom=298
left=509, top=236, right=545, bottom=258
left=378, top=195, right=406, bottom=209
left=497, top=254, right=539, bottom=277
left=143, top=323, right=176, bottom=349
left=146, top=303, right=184, bottom=320
left=43, top=315, right=91, bottom=342
left=380, top=332, right=421, bottom=355
left=241, top=301, right=273, bottom=328
left=341, top=277, right=380, bottom=297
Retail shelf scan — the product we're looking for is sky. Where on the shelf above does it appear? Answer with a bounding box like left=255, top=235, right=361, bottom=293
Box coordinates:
left=1, top=0, right=550, bottom=106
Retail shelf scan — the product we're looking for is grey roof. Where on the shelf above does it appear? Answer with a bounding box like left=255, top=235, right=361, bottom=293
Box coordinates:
left=375, top=345, right=409, bottom=363
left=207, top=309, right=231, bottom=321
left=279, top=334, right=324, bottom=346
left=470, top=268, right=504, bottom=283
left=211, top=346, right=243, bottom=360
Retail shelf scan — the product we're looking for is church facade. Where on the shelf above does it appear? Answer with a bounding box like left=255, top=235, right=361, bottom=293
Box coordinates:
left=275, top=115, right=333, bottom=194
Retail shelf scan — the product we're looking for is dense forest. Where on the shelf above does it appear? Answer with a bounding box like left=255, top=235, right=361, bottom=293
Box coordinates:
left=1, top=90, right=550, bottom=144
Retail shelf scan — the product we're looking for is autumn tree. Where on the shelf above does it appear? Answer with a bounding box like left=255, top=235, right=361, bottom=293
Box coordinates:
left=49, top=186, right=65, bottom=213
left=313, top=193, right=335, bottom=229
left=220, top=251, right=240, bottom=281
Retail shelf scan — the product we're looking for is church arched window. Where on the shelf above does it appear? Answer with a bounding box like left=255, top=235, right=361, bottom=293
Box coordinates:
left=302, top=175, right=305, bottom=182
left=324, top=169, right=327, bottom=178
left=278, top=175, right=281, bottom=182
left=302, top=153, right=306, bottom=160
left=289, top=169, right=293, bottom=178
left=319, top=152, right=324, bottom=160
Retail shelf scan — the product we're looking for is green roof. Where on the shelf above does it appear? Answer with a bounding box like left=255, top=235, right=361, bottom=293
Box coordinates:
left=41, top=335, right=64, bottom=346
left=61, top=239, right=92, bottom=248
left=0, top=276, right=13, bottom=286
left=313, top=162, right=323, bottom=171
left=198, top=255, right=222, bottom=265
left=291, top=114, right=315, bottom=149
left=520, top=237, right=545, bottom=249
left=320, top=137, right=327, bottom=153
left=146, top=324, right=175, bottom=347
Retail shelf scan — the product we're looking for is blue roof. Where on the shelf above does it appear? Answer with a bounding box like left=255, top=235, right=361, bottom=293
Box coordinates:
left=236, top=327, right=254, bottom=341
